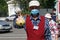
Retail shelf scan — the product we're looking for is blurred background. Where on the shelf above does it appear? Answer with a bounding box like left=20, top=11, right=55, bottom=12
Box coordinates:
left=0, top=0, right=60, bottom=40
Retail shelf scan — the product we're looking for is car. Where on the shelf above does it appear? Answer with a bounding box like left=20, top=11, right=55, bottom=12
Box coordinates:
left=0, top=20, right=12, bottom=32
left=5, top=15, right=16, bottom=21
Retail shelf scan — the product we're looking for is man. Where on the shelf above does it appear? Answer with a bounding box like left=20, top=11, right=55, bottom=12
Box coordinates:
left=24, top=0, right=51, bottom=40
left=13, top=10, right=23, bottom=28
left=51, top=8, right=56, bottom=22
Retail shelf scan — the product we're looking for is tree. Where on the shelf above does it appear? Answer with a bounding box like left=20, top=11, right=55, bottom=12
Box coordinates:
left=0, top=0, right=8, bottom=17
left=38, top=0, right=56, bottom=8
left=45, top=0, right=56, bottom=8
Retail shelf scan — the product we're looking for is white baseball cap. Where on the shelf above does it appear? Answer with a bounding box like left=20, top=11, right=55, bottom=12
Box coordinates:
left=45, top=13, right=52, bottom=18
left=29, top=0, right=40, bottom=7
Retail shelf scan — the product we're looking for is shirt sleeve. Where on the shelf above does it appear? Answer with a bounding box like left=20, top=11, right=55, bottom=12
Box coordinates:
left=45, top=18, right=52, bottom=40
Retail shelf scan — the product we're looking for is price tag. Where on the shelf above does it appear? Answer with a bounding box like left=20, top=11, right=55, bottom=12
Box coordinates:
left=33, top=26, right=39, bottom=30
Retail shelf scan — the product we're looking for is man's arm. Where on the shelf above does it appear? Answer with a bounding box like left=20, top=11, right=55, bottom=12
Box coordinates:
left=45, top=18, right=52, bottom=40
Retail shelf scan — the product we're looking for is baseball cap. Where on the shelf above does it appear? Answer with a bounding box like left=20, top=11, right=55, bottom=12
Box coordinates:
left=29, top=0, right=40, bottom=7
left=45, top=13, right=52, bottom=18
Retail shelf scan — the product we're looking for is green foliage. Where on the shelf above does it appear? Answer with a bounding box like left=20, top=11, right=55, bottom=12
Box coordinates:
left=0, top=0, right=8, bottom=17
left=45, top=0, right=56, bottom=8
left=38, top=0, right=56, bottom=8
left=17, top=0, right=55, bottom=14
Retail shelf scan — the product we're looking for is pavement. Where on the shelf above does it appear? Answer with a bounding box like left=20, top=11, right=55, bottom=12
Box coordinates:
left=0, top=28, right=27, bottom=40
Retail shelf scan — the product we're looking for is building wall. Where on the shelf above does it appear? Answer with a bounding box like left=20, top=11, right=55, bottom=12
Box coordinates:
left=40, top=9, right=52, bottom=16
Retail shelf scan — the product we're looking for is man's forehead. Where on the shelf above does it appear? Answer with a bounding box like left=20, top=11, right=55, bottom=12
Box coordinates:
left=29, top=6, right=39, bottom=10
